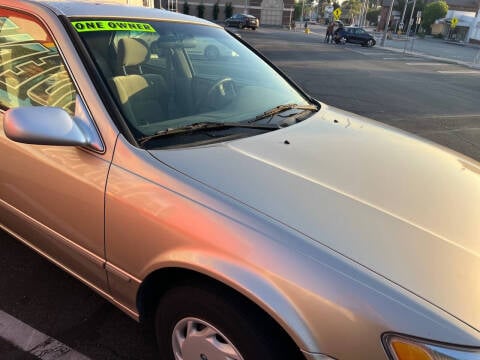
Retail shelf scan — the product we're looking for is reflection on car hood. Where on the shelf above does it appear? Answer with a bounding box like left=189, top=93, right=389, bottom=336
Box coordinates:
left=150, top=103, right=480, bottom=332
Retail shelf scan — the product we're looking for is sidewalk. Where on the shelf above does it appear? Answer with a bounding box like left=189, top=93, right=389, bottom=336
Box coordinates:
left=381, top=36, right=480, bottom=68
left=300, top=23, right=480, bottom=69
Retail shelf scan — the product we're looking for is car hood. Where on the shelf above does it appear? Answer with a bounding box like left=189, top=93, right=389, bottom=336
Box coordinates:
left=149, top=104, right=480, bottom=332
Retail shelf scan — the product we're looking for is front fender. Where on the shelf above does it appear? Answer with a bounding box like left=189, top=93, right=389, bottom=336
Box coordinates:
left=105, top=136, right=480, bottom=359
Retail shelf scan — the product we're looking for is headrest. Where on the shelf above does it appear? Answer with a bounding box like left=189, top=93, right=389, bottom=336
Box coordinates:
left=117, top=38, right=149, bottom=67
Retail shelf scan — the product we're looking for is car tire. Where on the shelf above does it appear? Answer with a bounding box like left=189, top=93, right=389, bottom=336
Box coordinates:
left=252, top=27, right=257, bottom=30
left=204, top=45, right=220, bottom=60
left=339, top=36, right=347, bottom=45
left=238, top=22, right=243, bottom=29
left=155, top=282, right=302, bottom=360
left=367, top=39, right=375, bottom=47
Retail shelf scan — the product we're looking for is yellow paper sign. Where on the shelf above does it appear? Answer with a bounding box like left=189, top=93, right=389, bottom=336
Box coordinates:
left=71, top=21, right=156, bottom=33
left=333, top=8, right=342, bottom=20
left=450, top=17, right=458, bottom=29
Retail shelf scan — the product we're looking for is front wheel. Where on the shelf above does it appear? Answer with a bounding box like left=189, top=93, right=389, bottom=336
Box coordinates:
left=339, top=36, right=347, bottom=45
left=155, top=283, right=302, bottom=360
left=367, top=39, right=376, bottom=47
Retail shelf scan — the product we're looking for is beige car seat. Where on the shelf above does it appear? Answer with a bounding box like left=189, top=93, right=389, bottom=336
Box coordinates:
left=112, top=38, right=168, bottom=127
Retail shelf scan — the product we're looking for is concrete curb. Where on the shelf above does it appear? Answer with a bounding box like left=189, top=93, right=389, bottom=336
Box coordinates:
left=378, top=45, right=480, bottom=70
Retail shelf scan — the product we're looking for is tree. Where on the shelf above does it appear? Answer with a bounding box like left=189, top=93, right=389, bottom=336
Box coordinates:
left=294, top=2, right=303, bottom=20
left=197, top=2, right=205, bottom=18
left=182, top=1, right=190, bottom=14
left=293, top=2, right=300, bottom=20
left=421, top=0, right=447, bottom=33
left=225, top=2, right=233, bottom=19
left=342, top=0, right=362, bottom=23
left=213, top=2, right=220, bottom=20
left=366, top=7, right=381, bottom=25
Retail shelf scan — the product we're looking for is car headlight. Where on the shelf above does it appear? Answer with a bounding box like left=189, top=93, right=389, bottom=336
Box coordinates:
left=383, top=334, right=480, bottom=360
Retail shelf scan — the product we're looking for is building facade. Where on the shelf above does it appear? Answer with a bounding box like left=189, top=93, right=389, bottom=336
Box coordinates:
left=98, top=0, right=294, bottom=26
left=106, top=0, right=154, bottom=6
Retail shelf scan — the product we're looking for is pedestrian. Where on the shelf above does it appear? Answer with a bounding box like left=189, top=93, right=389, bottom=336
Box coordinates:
left=325, top=21, right=335, bottom=43
left=304, top=20, right=310, bottom=34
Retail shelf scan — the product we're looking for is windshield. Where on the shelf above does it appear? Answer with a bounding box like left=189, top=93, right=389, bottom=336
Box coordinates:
left=72, top=19, right=311, bottom=145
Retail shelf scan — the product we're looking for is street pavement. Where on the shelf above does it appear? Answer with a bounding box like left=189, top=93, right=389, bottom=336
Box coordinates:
left=383, top=37, right=480, bottom=66
left=306, top=23, right=480, bottom=67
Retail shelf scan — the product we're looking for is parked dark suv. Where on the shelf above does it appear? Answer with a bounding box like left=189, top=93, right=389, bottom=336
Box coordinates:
left=334, top=26, right=376, bottom=47
left=225, top=13, right=259, bottom=30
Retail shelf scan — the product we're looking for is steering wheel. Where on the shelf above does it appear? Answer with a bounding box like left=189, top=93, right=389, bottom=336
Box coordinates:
left=201, top=77, right=238, bottom=110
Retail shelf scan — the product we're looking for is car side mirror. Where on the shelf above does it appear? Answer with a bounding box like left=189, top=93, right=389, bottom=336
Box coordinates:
left=3, top=96, right=104, bottom=152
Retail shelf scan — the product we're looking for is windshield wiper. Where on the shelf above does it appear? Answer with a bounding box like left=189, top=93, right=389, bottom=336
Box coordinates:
left=139, top=121, right=278, bottom=146
left=248, top=103, right=319, bottom=123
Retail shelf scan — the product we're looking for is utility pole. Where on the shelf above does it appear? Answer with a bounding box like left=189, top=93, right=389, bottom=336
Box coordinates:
left=397, top=0, right=409, bottom=33
left=380, top=0, right=395, bottom=46
left=405, top=0, right=416, bottom=36
left=301, top=0, right=305, bottom=21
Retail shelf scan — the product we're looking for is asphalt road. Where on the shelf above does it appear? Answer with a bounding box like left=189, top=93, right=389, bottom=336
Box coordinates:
left=0, top=230, right=159, bottom=360
left=239, top=27, right=480, bottom=161
left=1, top=26, right=480, bottom=360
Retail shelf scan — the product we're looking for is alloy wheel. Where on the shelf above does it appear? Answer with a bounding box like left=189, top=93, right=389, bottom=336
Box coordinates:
left=172, top=317, right=245, bottom=360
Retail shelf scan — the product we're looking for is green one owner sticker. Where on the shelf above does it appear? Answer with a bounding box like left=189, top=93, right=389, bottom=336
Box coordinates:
left=71, top=21, right=155, bottom=32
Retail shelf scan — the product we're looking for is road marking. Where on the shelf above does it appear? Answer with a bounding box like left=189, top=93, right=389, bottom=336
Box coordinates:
left=348, top=50, right=422, bottom=60
left=406, top=62, right=445, bottom=66
left=437, top=70, right=480, bottom=74
left=0, top=309, right=91, bottom=359
left=419, top=113, right=480, bottom=119
left=383, top=56, right=422, bottom=61
left=347, top=49, right=392, bottom=56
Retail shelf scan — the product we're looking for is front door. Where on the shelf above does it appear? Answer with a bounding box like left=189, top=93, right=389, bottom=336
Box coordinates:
left=0, top=7, right=109, bottom=291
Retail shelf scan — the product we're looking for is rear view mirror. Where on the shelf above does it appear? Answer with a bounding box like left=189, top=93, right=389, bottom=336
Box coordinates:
left=5, top=106, right=87, bottom=146
left=4, top=101, right=103, bottom=152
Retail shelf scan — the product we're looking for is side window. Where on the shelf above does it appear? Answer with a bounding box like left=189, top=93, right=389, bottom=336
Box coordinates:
left=0, top=9, right=77, bottom=114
